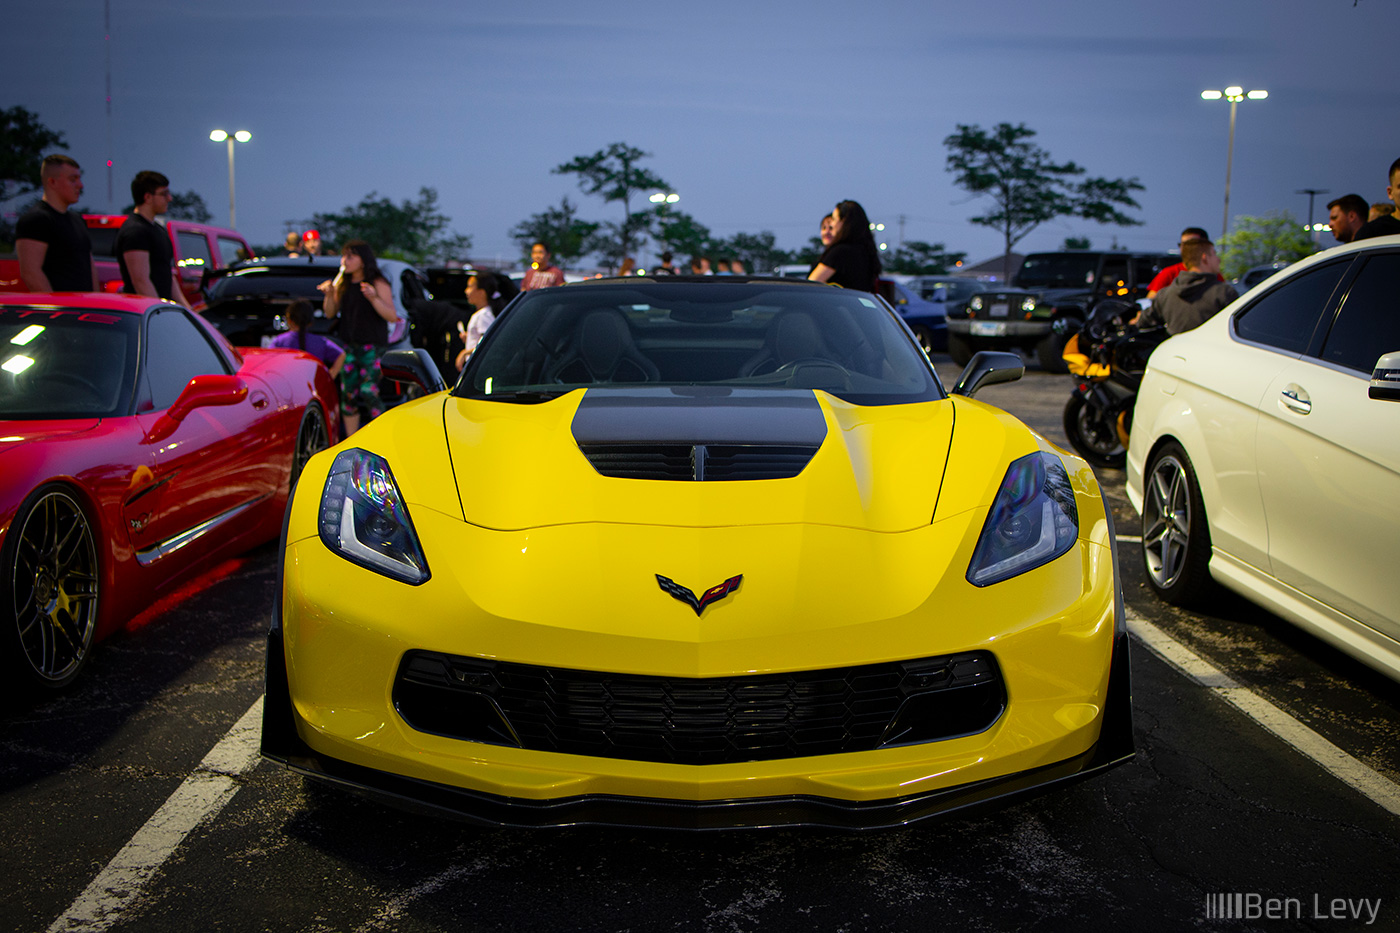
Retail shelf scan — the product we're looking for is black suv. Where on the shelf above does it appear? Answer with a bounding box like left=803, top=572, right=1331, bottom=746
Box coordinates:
left=944, top=250, right=1176, bottom=371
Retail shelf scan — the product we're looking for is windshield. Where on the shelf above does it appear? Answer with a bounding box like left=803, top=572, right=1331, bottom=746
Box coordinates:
left=205, top=265, right=330, bottom=301
left=1014, top=254, right=1099, bottom=289
left=1, top=307, right=140, bottom=418
left=917, top=279, right=982, bottom=303
left=458, top=281, right=943, bottom=406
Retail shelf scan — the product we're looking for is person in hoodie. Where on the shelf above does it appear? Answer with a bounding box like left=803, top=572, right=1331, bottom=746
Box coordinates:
left=1138, top=238, right=1238, bottom=335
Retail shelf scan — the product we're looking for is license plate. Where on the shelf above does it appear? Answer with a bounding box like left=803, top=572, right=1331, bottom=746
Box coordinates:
left=989, top=303, right=1009, bottom=317
left=970, top=321, right=1006, bottom=336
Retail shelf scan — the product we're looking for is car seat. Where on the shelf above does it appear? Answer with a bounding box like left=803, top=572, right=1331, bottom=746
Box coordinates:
left=547, top=309, right=659, bottom=384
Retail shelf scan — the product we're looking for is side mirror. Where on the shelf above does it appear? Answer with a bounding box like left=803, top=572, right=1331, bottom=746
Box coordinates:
left=1370, top=350, right=1400, bottom=401
left=951, top=351, right=1024, bottom=398
left=381, top=348, right=446, bottom=395
left=147, top=374, right=247, bottom=443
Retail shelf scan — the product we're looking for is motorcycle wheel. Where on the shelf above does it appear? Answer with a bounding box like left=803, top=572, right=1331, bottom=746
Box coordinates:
left=1062, top=394, right=1127, bottom=469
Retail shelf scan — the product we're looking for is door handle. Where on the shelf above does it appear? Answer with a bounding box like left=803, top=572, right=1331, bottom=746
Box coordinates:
left=1279, top=384, right=1311, bottom=415
left=250, top=391, right=269, bottom=410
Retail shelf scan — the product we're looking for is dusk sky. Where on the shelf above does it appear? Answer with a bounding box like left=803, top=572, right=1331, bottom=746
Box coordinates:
left=7, top=0, right=1395, bottom=269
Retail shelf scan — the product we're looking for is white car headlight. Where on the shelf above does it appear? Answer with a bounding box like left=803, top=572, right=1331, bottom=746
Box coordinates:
left=969, top=296, right=984, bottom=311
left=318, top=448, right=430, bottom=585
left=967, top=452, right=1078, bottom=586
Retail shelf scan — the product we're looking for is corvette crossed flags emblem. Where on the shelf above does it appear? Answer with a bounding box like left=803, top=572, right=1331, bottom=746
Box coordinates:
left=655, top=574, right=743, bottom=616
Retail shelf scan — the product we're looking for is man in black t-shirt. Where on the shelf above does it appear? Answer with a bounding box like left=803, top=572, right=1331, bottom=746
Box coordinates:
left=14, top=154, right=98, bottom=292
left=115, top=170, right=191, bottom=308
left=1354, top=157, right=1400, bottom=241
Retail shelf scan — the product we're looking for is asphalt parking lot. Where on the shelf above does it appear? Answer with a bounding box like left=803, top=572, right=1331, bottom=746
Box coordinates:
left=4, top=357, right=1399, bottom=933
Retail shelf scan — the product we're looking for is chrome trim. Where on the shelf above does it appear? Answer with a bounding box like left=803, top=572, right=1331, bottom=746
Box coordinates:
left=134, top=497, right=266, bottom=566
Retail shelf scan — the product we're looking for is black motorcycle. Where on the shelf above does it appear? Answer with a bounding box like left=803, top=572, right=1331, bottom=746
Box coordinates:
left=1061, top=299, right=1168, bottom=469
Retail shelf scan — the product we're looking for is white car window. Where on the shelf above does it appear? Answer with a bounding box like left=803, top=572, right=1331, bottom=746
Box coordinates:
left=1317, top=252, right=1400, bottom=374
left=1233, top=259, right=1349, bottom=354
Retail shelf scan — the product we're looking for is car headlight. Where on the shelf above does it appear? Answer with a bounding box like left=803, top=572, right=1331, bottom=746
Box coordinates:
left=1021, top=297, right=1038, bottom=312
left=318, top=448, right=430, bottom=584
left=969, top=296, right=984, bottom=311
left=966, top=452, right=1078, bottom=586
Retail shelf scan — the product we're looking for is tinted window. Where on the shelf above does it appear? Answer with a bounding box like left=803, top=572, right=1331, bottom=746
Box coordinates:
left=0, top=307, right=140, bottom=418
left=206, top=267, right=328, bottom=301
left=218, top=237, right=249, bottom=265
left=144, top=309, right=228, bottom=410
left=88, top=228, right=118, bottom=259
left=461, top=282, right=943, bottom=406
left=1014, top=254, right=1099, bottom=289
left=1099, top=257, right=1130, bottom=298
left=1317, top=253, right=1400, bottom=373
left=1232, top=260, right=1350, bottom=354
left=1132, top=257, right=1161, bottom=288
left=177, top=232, right=213, bottom=274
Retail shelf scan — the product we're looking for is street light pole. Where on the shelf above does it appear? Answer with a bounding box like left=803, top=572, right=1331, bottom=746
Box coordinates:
left=1201, top=87, right=1267, bottom=240
left=1296, top=188, right=1329, bottom=233
left=208, top=130, right=251, bottom=228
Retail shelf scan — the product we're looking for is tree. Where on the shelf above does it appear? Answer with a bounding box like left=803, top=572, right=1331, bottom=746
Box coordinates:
left=554, top=142, right=668, bottom=262
left=650, top=205, right=711, bottom=261
left=509, top=197, right=598, bottom=269
left=1218, top=211, right=1317, bottom=280
left=710, top=231, right=791, bottom=273
left=1061, top=236, right=1091, bottom=250
left=584, top=216, right=653, bottom=272
left=792, top=236, right=826, bottom=266
left=1, top=106, right=67, bottom=202
left=169, top=191, right=212, bottom=223
left=884, top=240, right=966, bottom=275
left=944, top=123, right=1143, bottom=265
left=312, top=187, right=472, bottom=264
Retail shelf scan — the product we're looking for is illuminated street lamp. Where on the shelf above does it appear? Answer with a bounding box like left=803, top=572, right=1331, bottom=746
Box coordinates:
left=1201, top=86, right=1267, bottom=238
left=209, top=129, right=251, bottom=228
left=649, top=191, right=680, bottom=204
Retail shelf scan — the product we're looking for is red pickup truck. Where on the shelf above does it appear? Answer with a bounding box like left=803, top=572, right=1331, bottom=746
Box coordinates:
left=1, top=214, right=253, bottom=305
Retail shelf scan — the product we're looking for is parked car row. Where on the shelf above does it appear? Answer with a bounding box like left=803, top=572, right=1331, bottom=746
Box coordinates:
left=944, top=250, right=1178, bottom=372
left=0, top=214, right=253, bottom=307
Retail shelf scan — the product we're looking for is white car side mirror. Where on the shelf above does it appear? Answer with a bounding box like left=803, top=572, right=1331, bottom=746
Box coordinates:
left=1369, top=351, right=1400, bottom=401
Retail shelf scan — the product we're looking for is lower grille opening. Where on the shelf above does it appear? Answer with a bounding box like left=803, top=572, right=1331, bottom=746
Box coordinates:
left=393, top=650, right=1006, bottom=765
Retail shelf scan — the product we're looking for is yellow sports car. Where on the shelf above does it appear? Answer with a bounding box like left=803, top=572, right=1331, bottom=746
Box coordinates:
left=262, top=277, right=1132, bottom=829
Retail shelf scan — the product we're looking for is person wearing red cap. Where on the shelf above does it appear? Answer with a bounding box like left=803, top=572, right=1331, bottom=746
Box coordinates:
left=302, top=229, right=323, bottom=256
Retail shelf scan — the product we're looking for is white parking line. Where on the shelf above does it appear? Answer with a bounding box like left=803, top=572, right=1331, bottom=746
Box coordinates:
left=1128, top=612, right=1400, bottom=819
left=48, top=696, right=265, bottom=933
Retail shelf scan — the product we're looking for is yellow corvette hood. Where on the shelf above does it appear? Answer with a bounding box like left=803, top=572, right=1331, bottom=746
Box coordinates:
left=441, top=388, right=1035, bottom=532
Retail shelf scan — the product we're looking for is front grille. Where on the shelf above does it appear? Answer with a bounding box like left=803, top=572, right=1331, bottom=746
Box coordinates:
left=580, top=444, right=819, bottom=481
left=393, top=650, right=1005, bottom=765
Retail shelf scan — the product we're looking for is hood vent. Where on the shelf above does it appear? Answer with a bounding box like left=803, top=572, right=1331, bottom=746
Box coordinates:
left=581, top=443, right=819, bottom=481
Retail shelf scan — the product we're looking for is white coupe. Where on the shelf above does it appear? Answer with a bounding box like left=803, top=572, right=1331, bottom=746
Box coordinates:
left=1126, top=235, right=1400, bottom=680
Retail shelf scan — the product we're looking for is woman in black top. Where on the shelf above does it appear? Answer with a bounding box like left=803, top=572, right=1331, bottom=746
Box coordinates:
left=318, top=239, right=397, bottom=435
left=808, top=200, right=881, bottom=293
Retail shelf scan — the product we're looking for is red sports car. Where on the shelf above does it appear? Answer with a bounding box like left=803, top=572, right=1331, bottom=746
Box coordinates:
left=0, top=293, right=338, bottom=689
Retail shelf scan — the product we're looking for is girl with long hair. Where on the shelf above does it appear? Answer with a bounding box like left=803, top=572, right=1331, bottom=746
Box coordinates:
left=808, top=200, right=882, bottom=292
left=269, top=299, right=345, bottom=379
left=317, top=239, right=397, bottom=435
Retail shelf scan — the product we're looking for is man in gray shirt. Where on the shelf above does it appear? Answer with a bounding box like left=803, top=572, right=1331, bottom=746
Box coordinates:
left=1139, top=239, right=1238, bottom=335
